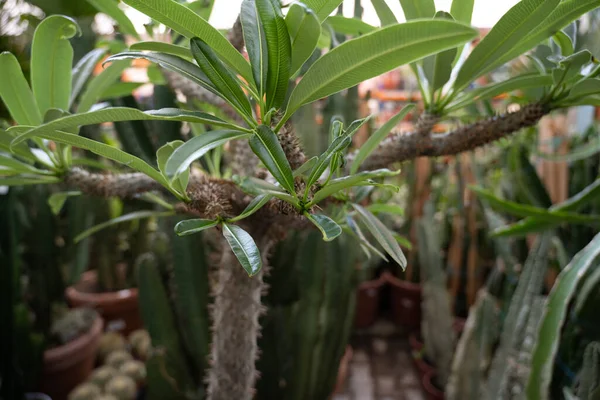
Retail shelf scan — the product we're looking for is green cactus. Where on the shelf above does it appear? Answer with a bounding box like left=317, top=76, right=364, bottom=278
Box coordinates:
left=105, top=375, right=137, bottom=400
left=578, top=342, right=600, bottom=400
left=68, top=382, right=102, bottom=400
left=89, top=366, right=119, bottom=390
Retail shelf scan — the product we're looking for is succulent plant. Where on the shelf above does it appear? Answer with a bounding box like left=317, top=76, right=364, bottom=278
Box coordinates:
left=89, top=365, right=119, bottom=390
left=105, top=350, right=134, bottom=369
left=119, top=360, right=147, bottom=385
left=98, top=332, right=127, bottom=363
left=128, top=329, right=151, bottom=361
left=50, top=308, right=98, bottom=346
left=68, top=382, right=102, bottom=400
left=105, top=375, right=137, bottom=400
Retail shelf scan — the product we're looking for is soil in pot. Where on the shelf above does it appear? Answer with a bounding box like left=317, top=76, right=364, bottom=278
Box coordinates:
left=384, top=271, right=422, bottom=330
left=66, top=269, right=141, bottom=335
left=354, top=275, right=386, bottom=328
left=38, top=313, right=104, bottom=400
left=423, top=371, right=445, bottom=400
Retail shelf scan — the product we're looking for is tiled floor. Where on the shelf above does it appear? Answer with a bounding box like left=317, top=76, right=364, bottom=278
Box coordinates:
left=333, top=318, right=426, bottom=400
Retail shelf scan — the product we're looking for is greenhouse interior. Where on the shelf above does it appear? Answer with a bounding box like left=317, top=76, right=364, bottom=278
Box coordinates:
left=1, top=0, right=600, bottom=399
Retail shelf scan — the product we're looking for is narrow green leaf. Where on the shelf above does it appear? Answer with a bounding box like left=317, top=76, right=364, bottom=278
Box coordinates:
left=325, top=16, right=377, bottom=35
left=130, top=41, right=193, bottom=60
left=229, top=194, right=273, bottom=222
left=85, top=0, right=140, bottom=39
left=352, top=203, right=407, bottom=268
left=222, top=223, right=262, bottom=276
left=286, top=3, right=321, bottom=76
left=311, top=169, right=400, bottom=204
left=0, top=154, right=43, bottom=174
left=10, top=106, right=244, bottom=146
left=75, top=210, right=174, bottom=243
left=100, top=82, right=144, bottom=100
left=302, top=0, right=343, bottom=21
left=190, top=38, right=253, bottom=117
left=165, top=130, right=250, bottom=180
left=48, top=191, right=81, bottom=215
left=398, top=0, right=435, bottom=20
left=368, top=203, right=405, bottom=216
left=77, top=59, right=130, bottom=113
left=241, top=0, right=268, bottom=95
left=306, top=134, right=352, bottom=189
left=122, top=0, right=252, bottom=82
left=454, top=0, right=560, bottom=91
left=450, top=0, right=474, bottom=24
left=285, top=20, right=477, bottom=117
left=527, top=233, right=600, bottom=400
left=0, top=176, right=61, bottom=186
left=256, top=0, right=291, bottom=109
left=372, top=0, right=397, bottom=26
left=351, top=103, right=414, bottom=174
left=174, top=218, right=219, bottom=236
left=248, top=125, right=295, bottom=193
left=31, top=15, right=79, bottom=116
left=552, top=30, right=574, bottom=57
left=346, top=215, right=388, bottom=260
left=537, top=136, right=600, bottom=162
left=305, top=212, right=342, bottom=241
left=566, top=78, right=600, bottom=100
left=447, top=74, right=553, bottom=112
left=0, top=52, right=42, bottom=125
left=71, top=48, right=107, bottom=106
left=423, top=12, right=457, bottom=94
left=393, top=233, right=413, bottom=249
left=235, top=176, right=300, bottom=205
left=293, top=156, right=318, bottom=177
left=156, top=140, right=189, bottom=194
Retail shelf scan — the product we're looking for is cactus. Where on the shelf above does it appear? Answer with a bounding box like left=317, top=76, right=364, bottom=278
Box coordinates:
left=98, top=332, right=127, bottom=363
left=120, top=360, right=147, bottom=385
left=418, top=205, right=456, bottom=388
left=105, top=375, right=137, bottom=400
left=89, top=366, right=119, bottom=390
left=68, top=382, right=102, bottom=400
left=105, top=350, right=134, bottom=370
left=578, top=342, right=600, bottom=400
left=50, top=307, right=98, bottom=346
left=128, top=329, right=151, bottom=361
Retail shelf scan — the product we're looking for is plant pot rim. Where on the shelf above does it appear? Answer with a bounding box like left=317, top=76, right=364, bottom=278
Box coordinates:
left=357, top=273, right=387, bottom=291
left=65, top=270, right=138, bottom=309
left=423, top=370, right=444, bottom=398
left=382, top=271, right=421, bottom=290
left=43, top=315, right=103, bottom=373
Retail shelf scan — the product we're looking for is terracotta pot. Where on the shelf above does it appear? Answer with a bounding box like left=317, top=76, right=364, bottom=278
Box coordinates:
left=66, top=270, right=141, bottom=335
left=423, top=371, right=445, bottom=400
left=384, top=271, right=422, bottom=329
left=354, top=275, right=386, bottom=328
left=332, top=346, right=353, bottom=396
left=38, top=316, right=103, bottom=400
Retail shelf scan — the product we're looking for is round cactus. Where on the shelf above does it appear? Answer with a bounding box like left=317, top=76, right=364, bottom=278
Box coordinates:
left=105, top=350, right=133, bottom=369
left=68, top=382, right=102, bottom=400
left=89, top=365, right=118, bottom=389
left=128, top=329, right=151, bottom=360
left=97, top=396, right=119, bottom=400
left=105, top=375, right=137, bottom=400
left=98, top=332, right=127, bottom=363
left=119, top=360, right=146, bottom=384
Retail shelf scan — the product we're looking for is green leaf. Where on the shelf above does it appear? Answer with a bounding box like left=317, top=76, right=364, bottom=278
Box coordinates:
left=306, top=134, right=352, bottom=189
left=241, top=0, right=268, bottom=96
left=249, top=125, right=295, bottom=193
left=174, top=218, right=219, bottom=236
left=325, top=16, right=377, bottom=36
left=156, top=140, right=189, bottom=194
left=0, top=176, right=61, bottom=186
left=0, top=153, right=43, bottom=175
left=393, top=233, right=413, bottom=249
left=368, top=203, right=405, bottom=216
left=372, top=0, right=397, bottom=26
left=190, top=38, right=252, bottom=117
left=130, top=41, right=193, bottom=60
left=293, top=156, right=318, bottom=177
left=100, top=82, right=144, bottom=100
left=48, top=191, right=81, bottom=215
left=122, top=0, right=252, bottom=82
left=85, top=0, right=140, bottom=39
left=537, top=136, right=600, bottom=162
left=351, top=104, right=414, bottom=173
left=77, top=59, right=130, bottom=113
left=552, top=30, right=574, bottom=57
left=0, top=52, right=42, bottom=125
left=165, top=130, right=250, bottom=180
left=310, top=168, right=400, bottom=204
left=222, top=222, right=262, bottom=276
left=352, top=203, right=407, bottom=268
left=235, top=176, right=300, bottom=206
left=71, top=48, right=107, bottom=106
left=346, top=215, right=388, bottom=260
left=31, top=15, right=79, bottom=116
left=75, top=210, right=174, bottom=243
left=10, top=106, right=245, bottom=146
left=450, top=0, right=474, bottom=24
left=526, top=233, right=600, bottom=400
left=423, top=12, right=457, bottom=94
left=454, top=0, right=560, bottom=91
left=286, top=3, right=321, bottom=76
left=302, top=0, right=343, bottom=21
left=228, top=194, right=273, bottom=222
left=305, top=212, right=342, bottom=241
left=447, top=74, right=553, bottom=112
left=566, top=78, right=600, bottom=100
left=285, top=20, right=477, bottom=118
left=256, top=0, right=291, bottom=109
left=470, top=185, right=600, bottom=224
left=398, top=0, right=435, bottom=20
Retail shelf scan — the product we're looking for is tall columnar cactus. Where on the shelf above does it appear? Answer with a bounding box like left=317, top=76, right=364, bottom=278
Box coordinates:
left=578, top=342, right=600, bottom=400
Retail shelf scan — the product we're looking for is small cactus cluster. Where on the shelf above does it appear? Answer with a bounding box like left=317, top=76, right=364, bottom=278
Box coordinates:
left=68, top=329, right=149, bottom=400
left=50, top=307, right=98, bottom=346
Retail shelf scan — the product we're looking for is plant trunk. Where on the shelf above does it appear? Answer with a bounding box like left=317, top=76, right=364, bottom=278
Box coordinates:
left=207, top=239, right=269, bottom=400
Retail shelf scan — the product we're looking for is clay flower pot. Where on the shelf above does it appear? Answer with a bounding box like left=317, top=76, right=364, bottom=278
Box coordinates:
left=354, top=275, right=386, bottom=328
left=384, top=271, right=422, bottom=330
left=332, top=346, right=353, bottom=396
left=66, top=270, right=141, bottom=335
left=422, top=371, right=445, bottom=400
left=38, top=316, right=103, bottom=400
